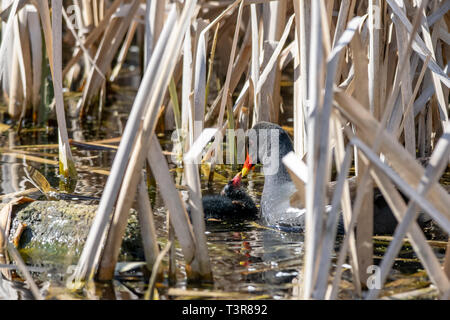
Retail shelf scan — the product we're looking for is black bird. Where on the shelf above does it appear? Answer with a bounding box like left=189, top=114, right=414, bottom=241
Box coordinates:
left=201, top=171, right=258, bottom=221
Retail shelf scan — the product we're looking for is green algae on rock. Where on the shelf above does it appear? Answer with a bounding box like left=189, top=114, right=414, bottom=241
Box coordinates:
left=6, top=200, right=143, bottom=266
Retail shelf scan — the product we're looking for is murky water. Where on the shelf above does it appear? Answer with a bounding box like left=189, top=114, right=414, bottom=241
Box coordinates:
left=0, top=83, right=448, bottom=300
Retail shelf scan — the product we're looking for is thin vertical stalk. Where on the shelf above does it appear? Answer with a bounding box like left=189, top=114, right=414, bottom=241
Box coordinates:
left=304, top=0, right=323, bottom=300
left=51, top=0, right=78, bottom=184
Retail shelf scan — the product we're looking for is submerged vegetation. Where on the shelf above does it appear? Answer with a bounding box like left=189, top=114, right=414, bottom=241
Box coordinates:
left=0, top=0, right=449, bottom=300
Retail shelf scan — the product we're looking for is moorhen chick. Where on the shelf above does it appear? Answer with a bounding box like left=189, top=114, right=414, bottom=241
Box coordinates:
left=201, top=170, right=258, bottom=221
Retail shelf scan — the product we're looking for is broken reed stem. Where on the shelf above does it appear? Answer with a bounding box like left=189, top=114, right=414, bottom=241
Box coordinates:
left=144, top=240, right=172, bottom=300
left=0, top=221, right=42, bottom=300
left=205, top=22, right=220, bottom=115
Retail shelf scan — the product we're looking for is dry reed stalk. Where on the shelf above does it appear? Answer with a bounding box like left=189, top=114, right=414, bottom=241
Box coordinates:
left=319, top=144, right=354, bottom=298
left=193, top=20, right=210, bottom=141
left=310, top=15, right=366, bottom=299
left=71, top=0, right=90, bottom=79
left=81, top=0, right=94, bottom=30
left=94, top=1, right=201, bottom=281
left=70, top=6, right=180, bottom=286
left=202, top=57, right=257, bottom=162
left=329, top=87, right=450, bottom=297
left=137, top=173, right=160, bottom=271
left=204, top=0, right=245, bottom=180
left=0, top=151, right=58, bottom=166
left=250, top=3, right=260, bottom=123
left=386, top=0, right=449, bottom=88
left=62, top=0, right=123, bottom=79
left=255, top=19, right=292, bottom=123
left=0, top=202, right=12, bottom=279
left=417, top=1, right=448, bottom=125
left=283, top=152, right=308, bottom=195
left=77, top=0, right=141, bottom=117
left=354, top=143, right=450, bottom=297
left=51, top=0, right=78, bottom=183
left=146, top=134, right=197, bottom=270
left=202, top=79, right=249, bottom=163
left=204, top=22, right=220, bottom=113
left=8, top=32, right=22, bottom=120
left=327, top=134, right=450, bottom=299
left=17, top=9, right=33, bottom=116
left=303, top=0, right=323, bottom=300
left=92, top=0, right=100, bottom=27
left=0, top=0, right=446, bottom=301
left=144, top=240, right=173, bottom=300
left=26, top=5, right=42, bottom=117
left=0, top=0, right=27, bottom=22
left=292, top=0, right=309, bottom=159
left=331, top=0, right=353, bottom=84
left=314, top=114, right=360, bottom=299
left=0, top=188, right=40, bottom=201
left=26, top=0, right=77, bottom=182
left=365, top=122, right=450, bottom=299
left=332, top=111, right=361, bottom=293
left=184, top=129, right=218, bottom=280
left=204, top=23, right=252, bottom=127
left=319, top=3, right=332, bottom=61
left=350, top=28, right=374, bottom=290
left=0, top=0, right=18, bottom=92
left=182, top=24, right=194, bottom=150
left=444, top=241, right=450, bottom=279
left=260, top=0, right=286, bottom=123
left=255, top=14, right=294, bottom=105
left=396, top=55, right=431, bottom=139
left=0, top=199, right=42, bottom=299
left=61, top=7, right=104, bottom=82
left=110, top=18, right=139, bottom=81
left=335, top=92, right=450, bottom=225
left=368, top=0, right=381, bottom=117
left=328, top=0, right=432, bottom=298
left=392, top=9, right=416, bottom=155
left=214, top=0, right=244, bottom=154
left=144, top=0, right=166, bottom=67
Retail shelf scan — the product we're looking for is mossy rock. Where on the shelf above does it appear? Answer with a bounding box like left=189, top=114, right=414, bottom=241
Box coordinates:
left=6, top=200, right=143, bottom=267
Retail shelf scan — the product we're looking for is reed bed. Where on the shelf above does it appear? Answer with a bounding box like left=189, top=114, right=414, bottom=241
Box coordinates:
left=0, top=0, right=449, bottom=300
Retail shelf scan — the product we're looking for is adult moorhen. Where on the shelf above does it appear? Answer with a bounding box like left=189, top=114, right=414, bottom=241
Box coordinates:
left=240, top=121, right=430, bottom=234
left=241, top=122, right=309, bottom=230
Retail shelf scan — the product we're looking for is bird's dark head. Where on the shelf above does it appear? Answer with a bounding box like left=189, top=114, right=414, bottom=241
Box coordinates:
left=220, top=172, right=242, bottom=198
left=243, top=122, right=294, bottom=178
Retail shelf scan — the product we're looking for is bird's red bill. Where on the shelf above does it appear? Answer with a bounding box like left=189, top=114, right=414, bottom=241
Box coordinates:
left=231, top=172, right=242, bottom=187
left=241, top=152, right=255, bottom=177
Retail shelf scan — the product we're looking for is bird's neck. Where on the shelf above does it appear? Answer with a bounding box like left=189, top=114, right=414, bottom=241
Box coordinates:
left=263, top=159, right=292, bottom=186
